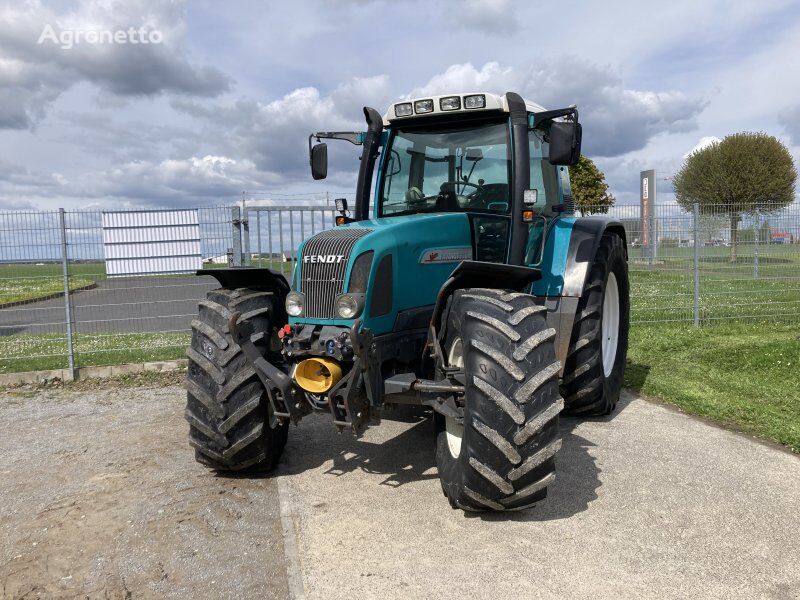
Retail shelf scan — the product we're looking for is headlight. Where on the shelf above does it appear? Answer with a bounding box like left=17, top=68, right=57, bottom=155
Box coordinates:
left=336, top=294, right=360, bottom=319
left=285, top=291, right=304, bottom=317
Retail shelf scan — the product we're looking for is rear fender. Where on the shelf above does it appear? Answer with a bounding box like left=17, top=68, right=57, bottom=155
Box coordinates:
left=562, top=217, right=627, bottom=298
left=544, top=217, right=627, bottom=371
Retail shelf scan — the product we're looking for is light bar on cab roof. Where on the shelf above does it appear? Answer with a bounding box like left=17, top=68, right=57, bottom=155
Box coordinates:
left=464, top=94, right=486, bottom=109
left=394, top=102, right=413, bottom=117
left=414, top=99, right=434, bottom=114
left=389, top=94, right=495, bottom=121
left=440, top=96, right=461, bottom=111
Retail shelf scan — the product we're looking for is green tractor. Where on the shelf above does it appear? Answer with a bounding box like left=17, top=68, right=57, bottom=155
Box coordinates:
left=185, top=92, right=629, bottom=512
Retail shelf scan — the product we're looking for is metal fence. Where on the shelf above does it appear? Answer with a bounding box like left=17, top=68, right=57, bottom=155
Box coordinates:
left=608, top=201, right=800, bottom=325
left=1, top=200, right=798, bottom=376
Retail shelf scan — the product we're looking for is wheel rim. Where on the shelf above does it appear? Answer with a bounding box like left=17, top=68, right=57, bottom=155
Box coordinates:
left=445, top=338, right=465, bottom=459
left=601, top=272, right=620, bottom=377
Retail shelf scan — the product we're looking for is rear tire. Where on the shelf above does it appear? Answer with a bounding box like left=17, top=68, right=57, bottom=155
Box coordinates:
left=185, top=287, right=289, bottom=472
left=560, top=232, right=629, bottom=415
left=436, top=288, right=563, bottom=512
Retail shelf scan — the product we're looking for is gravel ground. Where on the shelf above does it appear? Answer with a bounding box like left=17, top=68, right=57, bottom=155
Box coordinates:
left=1, top=383, right=799, bottom=599
left=0, top=381, right=288, bottom=599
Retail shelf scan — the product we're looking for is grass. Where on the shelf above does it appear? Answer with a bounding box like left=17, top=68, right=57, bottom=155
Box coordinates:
left=0, top=332, right=188, bottom=374
left=1, top=319, right=798, bottom=454
left=0, top=262, right=104, bottom=305
left=625, top=321, right=800, bottom=453
left=628, top=242, right=800, bottom=323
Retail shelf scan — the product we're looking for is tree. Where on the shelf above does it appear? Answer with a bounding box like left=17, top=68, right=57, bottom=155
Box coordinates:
left=569, top=155, right=616, bottom=215
left=673, top=132, right=797, bottom=262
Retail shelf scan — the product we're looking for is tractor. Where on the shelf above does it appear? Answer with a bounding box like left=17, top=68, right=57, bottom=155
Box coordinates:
left=185, top=92, right=629, bottom=512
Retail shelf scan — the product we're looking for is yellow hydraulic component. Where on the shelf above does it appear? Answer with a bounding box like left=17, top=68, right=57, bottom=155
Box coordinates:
left=294, top=357, right=342, bottom=393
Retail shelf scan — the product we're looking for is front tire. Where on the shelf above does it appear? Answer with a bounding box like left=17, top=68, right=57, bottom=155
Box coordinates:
left=436, top=289, right=563, bottom=512
left=185, top=287, right=289, bottom=472
left=561, top=232, right=630, bottom=415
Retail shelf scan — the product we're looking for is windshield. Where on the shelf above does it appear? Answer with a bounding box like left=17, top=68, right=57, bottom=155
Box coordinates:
left=378, top=121, right=511, bottom=217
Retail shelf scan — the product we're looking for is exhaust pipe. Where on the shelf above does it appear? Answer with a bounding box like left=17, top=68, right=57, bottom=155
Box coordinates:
left=294, top=357, right=342, bottom=394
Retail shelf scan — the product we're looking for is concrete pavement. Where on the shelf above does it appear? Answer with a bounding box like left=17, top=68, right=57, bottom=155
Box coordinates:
left=2, top=384, right=798, bottom=598
left=277, top=391, right=800, bottom=599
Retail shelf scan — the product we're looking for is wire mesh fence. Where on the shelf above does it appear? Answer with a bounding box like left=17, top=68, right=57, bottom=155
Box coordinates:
left=0, top=199, right=798, bottom=375
left=608, top=201, right=800, bottom=324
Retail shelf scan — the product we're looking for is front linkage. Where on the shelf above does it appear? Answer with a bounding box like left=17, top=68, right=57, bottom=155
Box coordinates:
left=227, top=309, right=467, bottom=436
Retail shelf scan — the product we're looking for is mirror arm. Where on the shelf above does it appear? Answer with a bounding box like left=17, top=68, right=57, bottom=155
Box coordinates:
left=307, top=131, right=364, bottom=157
left=530, top=106, right=578, bottom=128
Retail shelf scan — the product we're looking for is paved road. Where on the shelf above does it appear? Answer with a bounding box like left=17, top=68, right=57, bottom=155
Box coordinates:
left=0, top=275, right=218, bottom=336
left=1, top=385, right=798, bottom=598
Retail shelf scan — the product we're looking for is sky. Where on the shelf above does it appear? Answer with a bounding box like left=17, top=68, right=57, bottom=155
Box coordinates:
left=0, top=0, right=799, bottom=211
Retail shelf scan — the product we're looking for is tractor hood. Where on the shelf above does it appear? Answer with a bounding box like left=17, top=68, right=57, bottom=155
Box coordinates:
left=291, top=212, right=473, bottom=335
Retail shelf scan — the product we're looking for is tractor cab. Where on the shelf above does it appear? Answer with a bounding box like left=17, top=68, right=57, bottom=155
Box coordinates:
left=309, top=92, right=581, bottom=272
left=297, top=93, right=583, bottom=337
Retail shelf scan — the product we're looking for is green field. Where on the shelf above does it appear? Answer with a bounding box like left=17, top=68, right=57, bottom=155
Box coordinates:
left=625, top=322, right=800, bottom=452
left=0, top=262, right=102, bottom=305
left=0, top=332, right=188, bottom=374
left=629, top=243, right=800, bottom=322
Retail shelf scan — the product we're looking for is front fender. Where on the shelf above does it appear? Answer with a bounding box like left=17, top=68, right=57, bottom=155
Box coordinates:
left=430, top=260, right=541, bottom=335
left=197, top=267, right=290, bottom=298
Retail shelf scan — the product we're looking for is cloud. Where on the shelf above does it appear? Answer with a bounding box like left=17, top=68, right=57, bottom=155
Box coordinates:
left=99, top=155, right=265, bottom=204
left=413, top=60, right=708, bottom=157
left=0, top=0, right=229, bottom=130
left=408, top=62, right=516, bottom=97
left=778, top=104, right=800, bottom=146
left=685, top=135, right=721, bottom=157
left=172, top=74, right=394, bottom=185
left=168, top=60, right=702, bottom=197
left=446, top=0, right=518, bottom=34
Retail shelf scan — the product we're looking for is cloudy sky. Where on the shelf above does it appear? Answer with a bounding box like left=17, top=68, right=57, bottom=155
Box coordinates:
left=0, top=0, right=799, bottom=210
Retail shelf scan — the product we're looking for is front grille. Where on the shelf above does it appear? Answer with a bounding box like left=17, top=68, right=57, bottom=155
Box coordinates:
left=300, top=228, right=371, bottom=318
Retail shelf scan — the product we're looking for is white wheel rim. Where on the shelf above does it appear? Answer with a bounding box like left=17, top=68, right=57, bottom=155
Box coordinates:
left=601, top=272, right=620, bottom=377
left=445, top=338, right=465, bottom=459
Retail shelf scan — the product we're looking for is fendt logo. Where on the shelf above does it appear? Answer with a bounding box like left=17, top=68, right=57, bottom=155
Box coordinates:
left=303, top=254, right=346, bottom=264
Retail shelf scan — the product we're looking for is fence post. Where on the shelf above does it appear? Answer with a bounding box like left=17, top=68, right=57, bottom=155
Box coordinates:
left=753, top=208, right=759, bottom=280
left=58, top=208, right=76, bottom=379
left=256, top=210, right=262, bottom=267
left=693, top=202, right=700, bottom=326
left=289, top=210, right=295, bottom=261
left=231, top=206, right=243, bottom=266
left=242, top=207, right=251, bottom=267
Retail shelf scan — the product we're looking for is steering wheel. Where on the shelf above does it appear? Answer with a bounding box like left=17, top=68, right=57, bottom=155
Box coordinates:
left=440, top=180, right=481, bottom=195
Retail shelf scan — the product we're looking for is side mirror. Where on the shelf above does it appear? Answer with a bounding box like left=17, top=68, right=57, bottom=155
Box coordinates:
left=548, top=121, right=582, bottom=166
left=310, top=143, right=328, bottom=180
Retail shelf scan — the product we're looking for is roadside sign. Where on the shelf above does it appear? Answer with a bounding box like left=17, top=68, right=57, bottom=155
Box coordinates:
left=640, top=170, right=656, bottom=256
